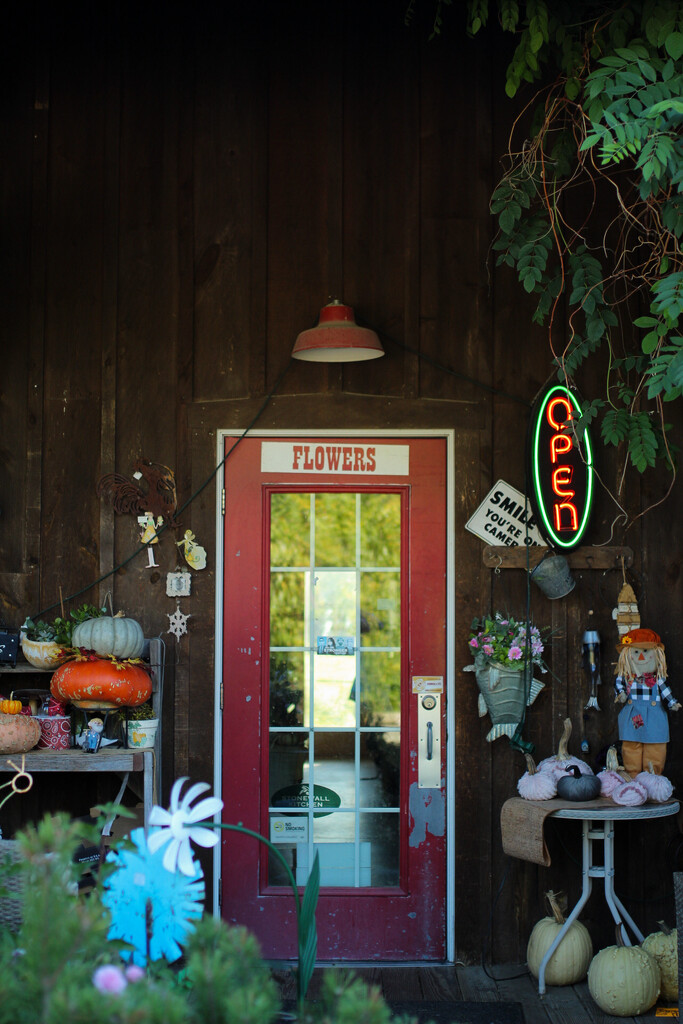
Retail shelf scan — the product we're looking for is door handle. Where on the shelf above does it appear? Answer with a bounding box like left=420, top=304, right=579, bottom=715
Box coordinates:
left=417, top=693, right=440, bottom=788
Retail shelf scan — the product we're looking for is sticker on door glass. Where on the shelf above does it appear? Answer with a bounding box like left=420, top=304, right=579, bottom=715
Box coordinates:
left=270, top=816, right=309, bottom=843
left=412, top=675, right=444, bottom=693
left=317, top=635, right=355, bottom=656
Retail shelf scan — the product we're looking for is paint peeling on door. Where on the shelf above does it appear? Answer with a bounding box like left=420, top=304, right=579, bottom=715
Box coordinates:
left=408, top=782, right=445, bottom=847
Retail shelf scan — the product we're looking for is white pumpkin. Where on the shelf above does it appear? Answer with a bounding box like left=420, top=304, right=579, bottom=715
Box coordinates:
left=636, top=763, right=674, bottom=803
left=642, top=924, right=678, bottom=1002
left=517, top=753, right=557, bottom=801
left=611, top=779, right=648, bottom=806
left=588, top=938, right=660, bottom=1016
left=72, top=614, right=144, bottom=659
left=598, top=745, right=631, bottom=797
left=527, top=891, right=592, bottom=985
left=537, top=718, right=593, bottom=780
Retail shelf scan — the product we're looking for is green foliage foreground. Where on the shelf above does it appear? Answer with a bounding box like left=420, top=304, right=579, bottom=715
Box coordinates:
left=0, top=813, right=412, bottom=1024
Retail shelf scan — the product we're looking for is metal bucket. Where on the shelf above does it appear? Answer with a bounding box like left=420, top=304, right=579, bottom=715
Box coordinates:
left=531, top=555, right=575, bottom=599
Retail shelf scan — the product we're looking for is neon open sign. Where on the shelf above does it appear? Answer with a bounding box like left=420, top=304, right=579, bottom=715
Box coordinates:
left=529, top=385, right=594, bottom=549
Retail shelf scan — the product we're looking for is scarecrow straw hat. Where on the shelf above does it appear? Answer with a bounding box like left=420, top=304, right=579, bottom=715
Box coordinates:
left=616, top=627, right=664, bottom=653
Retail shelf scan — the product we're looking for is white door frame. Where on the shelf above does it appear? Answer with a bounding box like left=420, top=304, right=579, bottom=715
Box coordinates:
left=213, top=428, right=456, bottom=961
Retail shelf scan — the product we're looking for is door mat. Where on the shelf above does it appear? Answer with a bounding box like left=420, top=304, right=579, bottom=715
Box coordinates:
left=385, top=1001, right=524, bottom=1024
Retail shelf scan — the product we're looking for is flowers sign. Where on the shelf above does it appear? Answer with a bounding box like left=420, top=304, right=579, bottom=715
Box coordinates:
left=464, top=613, right=549, bottom=747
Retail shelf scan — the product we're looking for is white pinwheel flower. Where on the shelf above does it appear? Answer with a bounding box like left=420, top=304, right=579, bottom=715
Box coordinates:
left=147, top=777, right=223, bottom=876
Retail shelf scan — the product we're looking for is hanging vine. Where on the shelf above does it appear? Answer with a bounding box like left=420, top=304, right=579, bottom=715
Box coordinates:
left=410, top=1, right=683, bottom=483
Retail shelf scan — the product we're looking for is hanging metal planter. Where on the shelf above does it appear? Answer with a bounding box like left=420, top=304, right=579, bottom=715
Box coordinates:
left=465, top=659, right=545, bottom=743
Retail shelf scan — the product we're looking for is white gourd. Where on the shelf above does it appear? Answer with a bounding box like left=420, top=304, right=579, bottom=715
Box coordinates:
left=72, top=614, right=144, bottom=659
left=537, top=718, right=593, bottom=780
left=598, top=746, right=631, bottom=796
left=635, top=762, right=674, bottom=803
left=611, top=779, right=648, bottom=806
left=527, top=891, right=592, bottom=986
left=517, top=753, right=557, bottom=801
left=588, top=930, right=660, bottom=1016
left=642, top=923, right=678, bottom=1002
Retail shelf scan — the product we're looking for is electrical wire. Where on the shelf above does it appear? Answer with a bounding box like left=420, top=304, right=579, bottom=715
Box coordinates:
left=30, top=358, right=294, bottom=621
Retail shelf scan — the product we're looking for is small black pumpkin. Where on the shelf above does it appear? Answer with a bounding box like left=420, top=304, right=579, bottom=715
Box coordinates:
left=556, top=764, right=601, bottom=802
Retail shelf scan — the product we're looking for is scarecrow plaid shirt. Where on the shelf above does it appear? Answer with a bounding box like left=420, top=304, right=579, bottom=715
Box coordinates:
left=614, top=673, right=678, bottom=707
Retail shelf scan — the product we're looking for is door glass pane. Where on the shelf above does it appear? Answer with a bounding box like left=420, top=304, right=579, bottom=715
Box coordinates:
left=361, top=493, right=400, bottom=567
left=360, top=572, right=400, bottom=647
left=359, top=651, right=400, bottom=727
left=270, top=571, right=307, bottom=648
left=270, top=654, right=306, bottom=727
left=271, top=493, right=310, bottom=566
left=269, top=490, right=401, bottom=889
left=315, top=493, right=356, bottom=566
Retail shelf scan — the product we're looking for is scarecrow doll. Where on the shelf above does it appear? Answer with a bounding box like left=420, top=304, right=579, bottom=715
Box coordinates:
left=614, top=628, right=680, bottom=775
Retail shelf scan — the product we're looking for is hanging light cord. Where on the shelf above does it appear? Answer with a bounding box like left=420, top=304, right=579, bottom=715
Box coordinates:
left=31, top=358, right=294, bottom=621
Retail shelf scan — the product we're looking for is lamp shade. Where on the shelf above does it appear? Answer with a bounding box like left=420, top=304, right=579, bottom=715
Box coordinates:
left=292, top=300, right=384, bottom=362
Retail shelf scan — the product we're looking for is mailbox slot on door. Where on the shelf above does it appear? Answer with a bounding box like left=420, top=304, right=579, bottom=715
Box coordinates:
left=418, top=693, right=441, bottom=788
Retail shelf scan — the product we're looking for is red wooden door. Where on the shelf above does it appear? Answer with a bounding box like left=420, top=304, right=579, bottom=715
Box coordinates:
left=221, top=435, right=447, bottom=960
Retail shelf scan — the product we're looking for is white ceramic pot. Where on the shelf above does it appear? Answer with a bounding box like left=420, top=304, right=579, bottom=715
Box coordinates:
left=20, top=637, right=68, bottom=670
left=126, top=719, right=158, bottom=749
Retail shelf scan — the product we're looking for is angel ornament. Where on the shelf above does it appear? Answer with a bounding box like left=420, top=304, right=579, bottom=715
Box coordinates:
left=139, top=513, right=163, bottom=568
left=176, top=529, right=207, bottom=571
left=614, top=628, right=681, bottom=775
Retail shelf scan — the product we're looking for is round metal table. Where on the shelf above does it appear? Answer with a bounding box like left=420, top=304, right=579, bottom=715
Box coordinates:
left=537, top=798, right=680, bottom=996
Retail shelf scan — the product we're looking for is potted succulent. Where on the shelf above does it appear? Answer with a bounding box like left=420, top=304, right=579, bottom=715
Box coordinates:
left=125, top=701, right=159, bottom=749
left=20, top=603, right=105, bottom=669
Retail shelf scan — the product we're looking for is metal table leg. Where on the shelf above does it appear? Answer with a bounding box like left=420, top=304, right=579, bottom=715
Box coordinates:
left=538, top=817, right=643, bottom=995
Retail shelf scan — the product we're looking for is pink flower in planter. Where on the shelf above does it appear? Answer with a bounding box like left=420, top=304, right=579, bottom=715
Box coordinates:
left=93, top=965, right=128, bottom=995
left=508, top=646, right=523, bottom=661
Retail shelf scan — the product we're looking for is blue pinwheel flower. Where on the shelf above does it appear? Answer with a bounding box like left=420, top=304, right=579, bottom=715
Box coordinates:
left=102, top=826, right=205, bottom=965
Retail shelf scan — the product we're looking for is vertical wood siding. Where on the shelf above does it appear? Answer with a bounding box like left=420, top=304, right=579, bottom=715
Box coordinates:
left=1, top=0, right=681, bottom=963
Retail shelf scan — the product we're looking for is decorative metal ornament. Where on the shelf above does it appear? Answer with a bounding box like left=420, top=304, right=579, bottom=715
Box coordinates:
left=97, top=458, right=178, bottom=525
left=167, top=602, right=190, bottom=641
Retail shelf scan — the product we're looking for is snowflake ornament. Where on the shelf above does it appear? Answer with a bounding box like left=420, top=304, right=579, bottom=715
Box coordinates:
left=167, top=601, right=190, bottom=640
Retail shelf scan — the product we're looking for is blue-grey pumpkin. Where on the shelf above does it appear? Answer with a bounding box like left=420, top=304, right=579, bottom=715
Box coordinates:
left=556, top=764, right=600, bottom=802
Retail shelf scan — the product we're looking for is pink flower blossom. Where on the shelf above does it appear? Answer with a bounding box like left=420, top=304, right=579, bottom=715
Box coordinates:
left=93, top=965, right=128, bottom=995
left=483, top=644, right=494, bottom=656
left=469, top=637, right=479, bottom=649
left=125, top=964, right=145, bottom=983
left=508, top=645, right=523, bottom=661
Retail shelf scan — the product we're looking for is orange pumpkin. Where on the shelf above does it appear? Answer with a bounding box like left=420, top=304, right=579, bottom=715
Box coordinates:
left=50, top=658, right=152, bottom=709
left=0, top=693, right=22, bottom=715
left=0, top=712, right=41, bottom=754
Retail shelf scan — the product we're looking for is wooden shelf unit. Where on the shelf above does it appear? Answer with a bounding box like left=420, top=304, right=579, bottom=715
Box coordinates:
left=0, top=637, right=164, bottom=826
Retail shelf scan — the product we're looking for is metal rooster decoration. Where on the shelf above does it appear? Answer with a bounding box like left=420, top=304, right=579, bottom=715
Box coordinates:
left=97, top=459, right=178, bottom=526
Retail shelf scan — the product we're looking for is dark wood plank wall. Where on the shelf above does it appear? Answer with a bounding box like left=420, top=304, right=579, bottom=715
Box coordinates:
left=1, top=0, right=681, bottom=964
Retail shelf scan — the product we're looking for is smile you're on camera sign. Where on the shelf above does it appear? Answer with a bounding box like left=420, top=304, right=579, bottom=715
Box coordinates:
left=465, top=480, right=546, bottom=548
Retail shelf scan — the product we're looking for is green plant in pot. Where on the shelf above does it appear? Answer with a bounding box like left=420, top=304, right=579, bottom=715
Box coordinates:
left=125, top=701, right=158, bottom=750
left=21, top=603, right=105, bottom=669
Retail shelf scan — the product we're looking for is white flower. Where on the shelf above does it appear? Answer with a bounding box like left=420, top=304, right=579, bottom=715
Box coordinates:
left=147, top=777, right=223, bottom=876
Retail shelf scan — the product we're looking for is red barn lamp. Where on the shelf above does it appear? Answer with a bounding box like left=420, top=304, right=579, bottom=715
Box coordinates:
left=292, top=300, right=384, bottom=362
